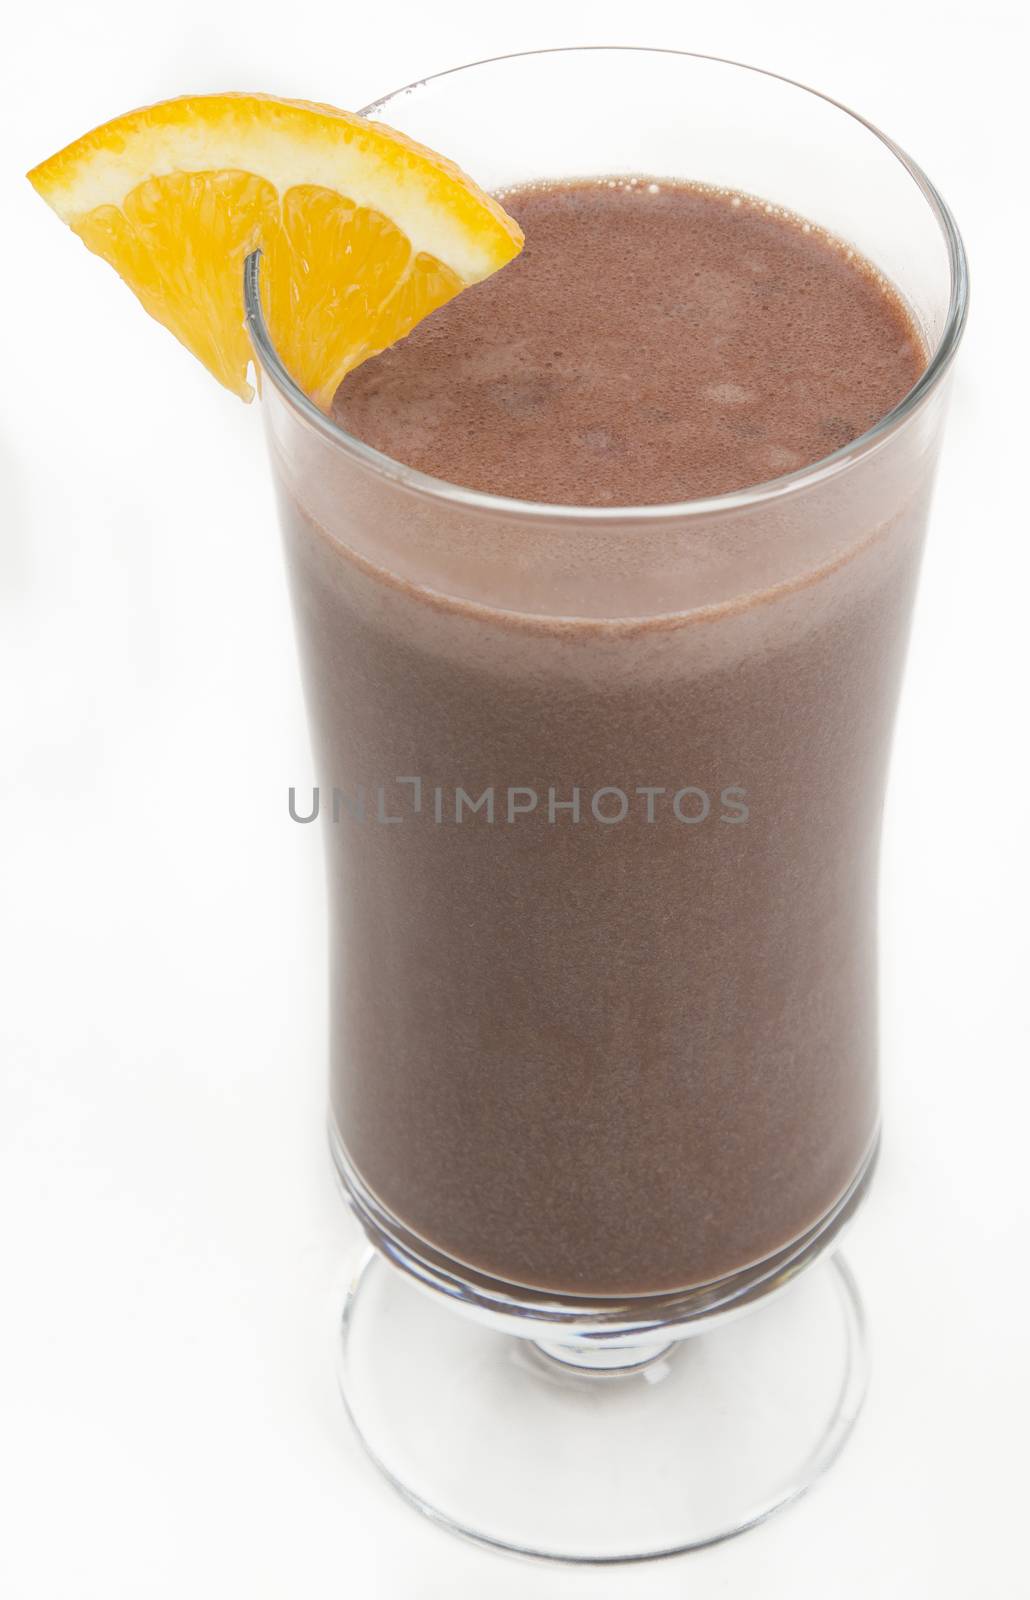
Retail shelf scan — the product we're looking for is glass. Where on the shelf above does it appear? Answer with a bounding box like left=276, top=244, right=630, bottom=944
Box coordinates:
left=246, top=47, right=967, bottom=1562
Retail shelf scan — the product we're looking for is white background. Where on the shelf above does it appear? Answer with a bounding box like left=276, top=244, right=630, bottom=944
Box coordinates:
left=2, top=2, right=1028, bottom=1595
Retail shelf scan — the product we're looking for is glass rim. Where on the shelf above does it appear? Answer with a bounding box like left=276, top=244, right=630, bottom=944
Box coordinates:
left=243, top=44, right=969, bottom=525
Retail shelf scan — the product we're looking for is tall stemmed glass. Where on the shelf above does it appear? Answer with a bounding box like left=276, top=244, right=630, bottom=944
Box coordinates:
left=246, top=47, right=966, bottom=1561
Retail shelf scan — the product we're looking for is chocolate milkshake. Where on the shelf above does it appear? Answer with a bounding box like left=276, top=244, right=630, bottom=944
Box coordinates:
left=277, top=180, right=927, bottom=1297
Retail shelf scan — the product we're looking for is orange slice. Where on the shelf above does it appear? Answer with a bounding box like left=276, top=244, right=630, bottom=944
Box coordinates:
left=27, top=92, right=524, bottom=406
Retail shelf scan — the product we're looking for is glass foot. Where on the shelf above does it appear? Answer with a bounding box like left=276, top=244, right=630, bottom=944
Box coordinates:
left=338, top=1248, right=868, bottom=1563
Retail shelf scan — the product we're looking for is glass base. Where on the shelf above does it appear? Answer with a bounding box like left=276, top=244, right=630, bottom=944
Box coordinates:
left=338, top=1247, right=868, bottom=1563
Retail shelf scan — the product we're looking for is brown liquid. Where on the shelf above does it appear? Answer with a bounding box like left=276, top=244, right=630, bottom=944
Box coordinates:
left=335, top=181, right=921, bottom=504
left=282, top=181, right=927, bottom=1297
